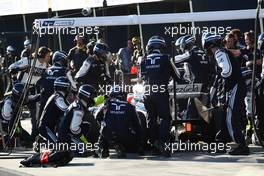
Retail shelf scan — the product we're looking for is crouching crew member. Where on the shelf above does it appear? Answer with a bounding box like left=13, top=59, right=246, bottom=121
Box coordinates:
left=96, top=85, right=144, bottom=158
left=58, top=85, right=97, bottom=147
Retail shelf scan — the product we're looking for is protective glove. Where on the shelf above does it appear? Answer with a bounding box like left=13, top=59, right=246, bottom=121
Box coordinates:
left=80, top=134, right=88, bottom=144
left=94, top=95, right=105, bottom=106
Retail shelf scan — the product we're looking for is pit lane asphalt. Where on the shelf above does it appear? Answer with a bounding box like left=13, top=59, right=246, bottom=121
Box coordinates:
left=0, top=119, right=263, bottom=176
left=0, top=147, right=264, bottom=176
